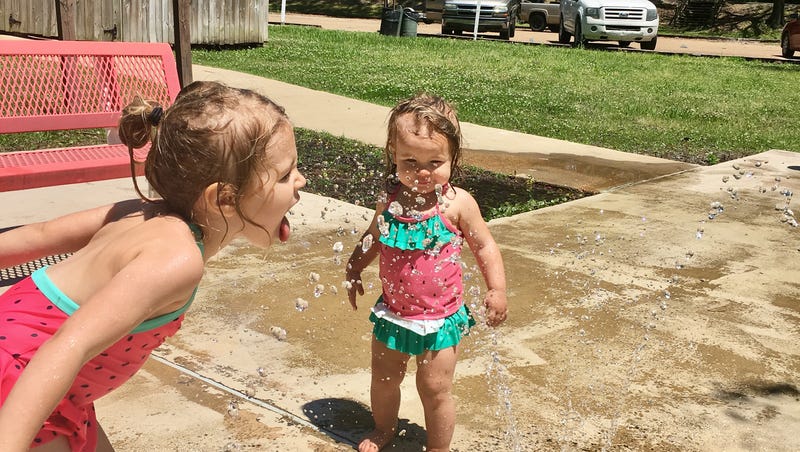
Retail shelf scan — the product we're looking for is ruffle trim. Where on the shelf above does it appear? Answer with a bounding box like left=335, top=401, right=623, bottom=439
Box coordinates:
left=370, top=304, right=475, bottom=355
left=378, top=211, right=458, bottom=251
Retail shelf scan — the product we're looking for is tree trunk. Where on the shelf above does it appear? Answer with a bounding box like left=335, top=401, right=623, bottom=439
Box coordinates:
left=768, top=0, right=786, bottom=28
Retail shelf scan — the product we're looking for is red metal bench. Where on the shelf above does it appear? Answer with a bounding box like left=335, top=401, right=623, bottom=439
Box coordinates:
left=0, top=40, right=181, bottom=192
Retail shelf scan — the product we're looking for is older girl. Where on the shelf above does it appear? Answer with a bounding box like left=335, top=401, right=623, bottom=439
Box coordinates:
left=0, top=81, right=306, bottom=451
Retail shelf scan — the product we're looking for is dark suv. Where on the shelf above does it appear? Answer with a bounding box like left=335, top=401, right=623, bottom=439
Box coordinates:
left=441, top=0, right=522, bottom=39
left=782, top=13, right=799, bottom=58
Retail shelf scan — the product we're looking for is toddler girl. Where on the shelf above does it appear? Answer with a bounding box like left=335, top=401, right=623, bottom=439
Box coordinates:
left=345, top=93, right=507, bottom=452
left=0, top=81, right=306, bottom=451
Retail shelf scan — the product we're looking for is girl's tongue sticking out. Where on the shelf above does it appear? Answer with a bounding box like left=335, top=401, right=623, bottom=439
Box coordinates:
left=279, top=216, right=291, bottom=242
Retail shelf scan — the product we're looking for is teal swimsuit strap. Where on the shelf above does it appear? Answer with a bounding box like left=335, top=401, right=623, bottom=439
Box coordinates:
left=32, top=223, right=205, bottom=334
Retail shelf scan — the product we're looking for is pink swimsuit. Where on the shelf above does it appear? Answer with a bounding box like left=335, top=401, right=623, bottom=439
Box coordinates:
left=0, top=267, right=195, bottom=451
left=378, top=191, right=464, bottom=320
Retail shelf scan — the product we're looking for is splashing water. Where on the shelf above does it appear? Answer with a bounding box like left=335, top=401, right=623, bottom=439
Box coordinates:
left=388, top=201, right=403, bottom=217
left=361, top=234, right=373, bottom=252
left=295, top=297, right=309, bottom=312
left=377, top=215, right=389, bottom=237
left=465, top=281, right=523, bottom=451
left=269, top=326, right=287, bottom=341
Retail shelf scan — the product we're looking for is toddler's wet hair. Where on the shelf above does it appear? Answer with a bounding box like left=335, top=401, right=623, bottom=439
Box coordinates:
left=384, top=93, right=463, bottom=181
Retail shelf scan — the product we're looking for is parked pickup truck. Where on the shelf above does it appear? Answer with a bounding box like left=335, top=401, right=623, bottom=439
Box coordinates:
left=441, top=0, right=522, bottom=40
left=520, top=0, right=561, bottom=32
left=558, top=0, right=659, bottom=50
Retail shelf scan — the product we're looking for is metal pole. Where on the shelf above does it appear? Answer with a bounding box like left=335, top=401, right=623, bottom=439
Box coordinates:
left=281, top=0, right=287, bottom=25
left=472, top=0, right=482, bottom=40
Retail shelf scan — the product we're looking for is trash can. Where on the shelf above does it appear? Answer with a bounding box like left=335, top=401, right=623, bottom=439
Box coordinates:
left=399, top=8, right=421, bottom=37
left=379, top=6, right=402, bottom=36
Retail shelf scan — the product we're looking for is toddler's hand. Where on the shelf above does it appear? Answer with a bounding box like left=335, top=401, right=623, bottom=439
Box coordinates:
left=345, top=268, right=364, bottom=310
left=484, top=288, right=507, bottom=327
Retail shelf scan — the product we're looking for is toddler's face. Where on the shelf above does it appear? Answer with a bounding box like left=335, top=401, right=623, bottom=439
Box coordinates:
left=392, top=114, right=452, bottom=194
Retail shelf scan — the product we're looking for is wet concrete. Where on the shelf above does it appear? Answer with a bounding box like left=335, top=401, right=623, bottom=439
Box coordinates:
left=463, top=149, right=695, bottom=192
left=89, top=150, right=800, bottom=451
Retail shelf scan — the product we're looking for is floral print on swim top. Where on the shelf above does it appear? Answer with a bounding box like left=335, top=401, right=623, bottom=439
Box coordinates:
left=378, top=193, right=464, bottom=320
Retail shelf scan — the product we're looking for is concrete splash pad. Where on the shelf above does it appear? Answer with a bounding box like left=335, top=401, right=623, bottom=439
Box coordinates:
left=91, top=150, right=799, bottom=451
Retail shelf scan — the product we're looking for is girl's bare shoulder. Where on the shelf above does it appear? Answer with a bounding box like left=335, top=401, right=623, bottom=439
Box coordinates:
left=445, top=185, right=479, bottom=209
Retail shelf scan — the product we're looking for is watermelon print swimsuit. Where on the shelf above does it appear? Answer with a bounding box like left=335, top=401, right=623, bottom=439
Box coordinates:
left=369, top=186, right=475, bottom=355
left=0, top=225, right=203, bottom=451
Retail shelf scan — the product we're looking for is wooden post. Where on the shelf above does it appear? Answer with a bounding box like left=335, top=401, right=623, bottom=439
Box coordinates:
left=172, top=0, right=193, bottom=87
left=55, top=0, right=77, bottom=41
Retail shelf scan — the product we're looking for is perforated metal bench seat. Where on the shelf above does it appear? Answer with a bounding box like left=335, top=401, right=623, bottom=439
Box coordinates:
left=0, top=40, right=180, bottom=192
left=0, top=144, right=148, bottom=191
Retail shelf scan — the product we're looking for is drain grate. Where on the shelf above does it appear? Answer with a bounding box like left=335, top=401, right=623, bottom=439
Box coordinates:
left=1, top=254, right=72, bottom=287
left=0, top=226, right=72, bottom=288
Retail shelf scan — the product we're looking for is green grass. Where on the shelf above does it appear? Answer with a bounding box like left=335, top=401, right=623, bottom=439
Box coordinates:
left=193, top=25, right=799, bottom=164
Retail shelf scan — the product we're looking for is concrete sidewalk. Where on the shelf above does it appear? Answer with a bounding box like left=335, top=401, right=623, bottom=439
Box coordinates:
left=2, top=73, right=799, bottom=451
left=192, top=65, right=694, bottom=192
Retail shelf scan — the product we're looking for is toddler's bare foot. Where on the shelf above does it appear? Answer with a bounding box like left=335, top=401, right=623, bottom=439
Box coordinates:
left=358, top=429, right=395, bottom=452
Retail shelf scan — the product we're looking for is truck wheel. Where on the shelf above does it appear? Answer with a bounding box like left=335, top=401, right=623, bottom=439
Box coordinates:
left=501, top=17, right=513, bottom=39
left=782, top=32, right=795, bottom=58
left=509, top=18, right=517, bottom=38
left=548, top=24, right=560, bottom=33
left=530, top=13, right=547, bottom=32
left=641, top=36, right=657, bottom=50
left=618, top=41, right=631, bottom=48
left=573, top=18, right=586, bottom=47
left=558, top=17, right=571, bottom=44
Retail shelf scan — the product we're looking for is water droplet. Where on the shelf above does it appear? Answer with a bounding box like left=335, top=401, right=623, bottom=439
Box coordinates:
left=227, top=400, right=239, bottom=417
left=357, top=235, right=373, bottom=254
left=257, top=367, right=266, bottom=377
left=224, top=442, right=242, bottom=451
left=308, top=272, right=320, bottom=283
left=295, top=298, right=309, bottom=311
left=388, top=201, right=403, bottom=216
left=332, top=241, right=344, bottom=253
left=377, top=215, right=389, bottom=237
left=314, top=284, right=325, bottom=298
left=270, top=326, right=287, bottom=341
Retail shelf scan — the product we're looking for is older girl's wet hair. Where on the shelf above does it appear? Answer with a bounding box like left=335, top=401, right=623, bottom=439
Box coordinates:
left=117, top=81, right=290, bottom=233
left=384, top=93, right=463, bottom=186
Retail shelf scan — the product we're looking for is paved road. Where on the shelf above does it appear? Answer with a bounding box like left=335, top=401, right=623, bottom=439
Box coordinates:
left=280, top=12, right=790, bottom=61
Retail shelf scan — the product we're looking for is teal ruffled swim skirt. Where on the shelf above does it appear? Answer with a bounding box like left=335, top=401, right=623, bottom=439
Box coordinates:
left=369, top=300, right=476, bottom=356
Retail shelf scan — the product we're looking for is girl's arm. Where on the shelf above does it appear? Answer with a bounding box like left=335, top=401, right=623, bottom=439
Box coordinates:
left=0, top=199, right=144, bottom=269
left=456, top=189, right=508, bottom=327
left=345, top=203, right=384, bottom=310
left=0, top=240, right=203, bottom=451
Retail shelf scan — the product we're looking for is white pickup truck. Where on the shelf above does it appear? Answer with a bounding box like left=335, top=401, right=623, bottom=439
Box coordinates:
left=558, top=0, right=659, bottom=50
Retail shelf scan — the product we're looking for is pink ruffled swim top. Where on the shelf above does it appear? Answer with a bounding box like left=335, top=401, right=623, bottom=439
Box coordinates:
left=378, top=191, right=464, bottom=320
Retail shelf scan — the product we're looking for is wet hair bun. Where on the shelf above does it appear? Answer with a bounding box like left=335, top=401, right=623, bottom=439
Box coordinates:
left=118, top=97, right=157, bottom=149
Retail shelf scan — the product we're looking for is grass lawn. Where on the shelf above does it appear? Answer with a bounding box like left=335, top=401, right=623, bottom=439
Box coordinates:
left=193, top=25, right=799, bottom=165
